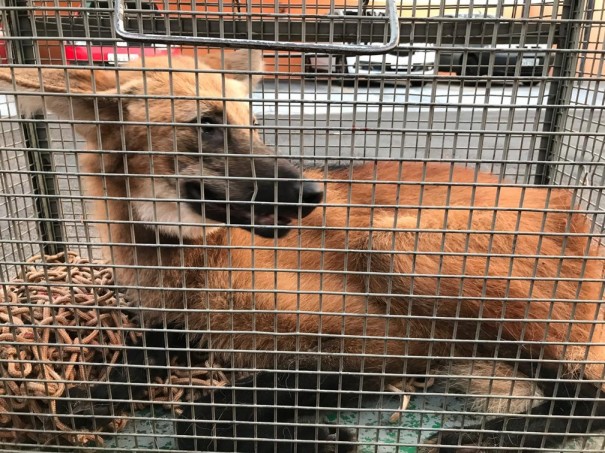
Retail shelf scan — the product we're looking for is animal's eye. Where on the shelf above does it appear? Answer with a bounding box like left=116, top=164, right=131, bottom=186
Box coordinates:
left=188, top=116, right=223, bottom=137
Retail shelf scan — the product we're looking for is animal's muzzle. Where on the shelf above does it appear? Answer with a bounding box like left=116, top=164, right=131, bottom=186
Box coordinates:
left=182, top=177, right=323, bottom=238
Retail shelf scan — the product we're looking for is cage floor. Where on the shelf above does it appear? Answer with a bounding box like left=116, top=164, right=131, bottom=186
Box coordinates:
left=101, top=389, right=605, bottom=452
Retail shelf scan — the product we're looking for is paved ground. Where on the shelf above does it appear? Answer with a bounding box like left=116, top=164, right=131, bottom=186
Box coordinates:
left=255, top=79, right=549, bottom=181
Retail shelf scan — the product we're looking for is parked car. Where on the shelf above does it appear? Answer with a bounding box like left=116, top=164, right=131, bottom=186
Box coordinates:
left=304, top=9, right=436, bottom=84
left=437, top=14, right=549, bottom=83
left=64, top=0, right=178, bottom=66
left=0, top=21, right=7, bottom=64
left=305, top=10, right=548, bottom=85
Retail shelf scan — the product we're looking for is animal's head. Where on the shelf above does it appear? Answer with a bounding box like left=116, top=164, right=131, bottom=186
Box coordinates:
left=0, top=51, right=322, bottom=239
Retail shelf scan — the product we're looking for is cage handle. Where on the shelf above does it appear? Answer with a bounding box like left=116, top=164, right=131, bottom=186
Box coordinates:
left=113, top=0, right=400, bottom=54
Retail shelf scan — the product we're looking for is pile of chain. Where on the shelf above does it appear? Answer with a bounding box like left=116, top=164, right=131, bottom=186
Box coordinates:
left=0, top=251, right=137, bottom=445
left=0, top=251, right=231, bottom=446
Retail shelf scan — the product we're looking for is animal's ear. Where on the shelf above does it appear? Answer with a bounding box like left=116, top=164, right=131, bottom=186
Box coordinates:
left=0, top=66, right=138, bottom=141
left=204, top=49, right=265, bottom=92
left=0, top=67, right=142, bottom=140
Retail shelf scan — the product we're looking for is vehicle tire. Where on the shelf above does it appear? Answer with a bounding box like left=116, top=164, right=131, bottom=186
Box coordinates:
left=409, top=79, right=426, bottom=87
left=333, top=55, right=352, bottom=85
left=464, top=54, right=480, bottom=77
left=303, top=55, right=348, bottom=83
left=303, top=55, right=323, bottom=80
left=521, top=79, right=541, bottom=86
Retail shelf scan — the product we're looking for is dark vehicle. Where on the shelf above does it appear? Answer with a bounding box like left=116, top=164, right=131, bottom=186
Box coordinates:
left=437, top=14, right=549, bottom=83
left=438, top=45, right=548, bottom=82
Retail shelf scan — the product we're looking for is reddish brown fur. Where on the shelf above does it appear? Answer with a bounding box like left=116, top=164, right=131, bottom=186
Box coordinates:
left=177, top=163, right=605, bottom=377
left=1, top=55, right=603, bottom=385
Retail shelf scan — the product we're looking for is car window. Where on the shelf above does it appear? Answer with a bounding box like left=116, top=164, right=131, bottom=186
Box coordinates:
left=84, top=1, right=157, bottom=10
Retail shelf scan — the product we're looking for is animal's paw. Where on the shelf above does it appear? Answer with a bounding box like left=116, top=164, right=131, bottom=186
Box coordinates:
left=54, top=384, right=128, bottom=430
left=176, top=393, right=359, bottom=452
left=176, top=370, right=361, bottom=452
left=324, top=426, right=358, bottom=453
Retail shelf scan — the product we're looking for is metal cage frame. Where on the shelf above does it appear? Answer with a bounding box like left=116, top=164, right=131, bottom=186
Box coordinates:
left=0, top=1, right=604, bottom=452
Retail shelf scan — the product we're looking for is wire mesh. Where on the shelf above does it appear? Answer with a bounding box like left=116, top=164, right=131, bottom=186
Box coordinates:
left=0, top=1, right=604, bottom=452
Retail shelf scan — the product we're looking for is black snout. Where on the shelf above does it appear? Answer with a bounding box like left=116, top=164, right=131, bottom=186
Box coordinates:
left=181, top=175, right=323, bottom=238
left=253, top=179, right=322, bottom=220
left=243, top=178, right=323, bottom=237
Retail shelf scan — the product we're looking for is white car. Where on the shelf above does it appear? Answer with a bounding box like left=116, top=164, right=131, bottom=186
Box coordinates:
left=306, top=44, right=436, bottom=84
left=304, top=9, right=436, bottom=85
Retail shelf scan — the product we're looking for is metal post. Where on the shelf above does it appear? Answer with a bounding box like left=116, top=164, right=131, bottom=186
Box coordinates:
left=535, top=0, right=585, bottom=184
left=7, top=0, right=64, bottom=255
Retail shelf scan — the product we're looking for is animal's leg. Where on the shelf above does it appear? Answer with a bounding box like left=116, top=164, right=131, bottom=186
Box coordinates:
left=345, top=213, right=605, bottom=451
left=57, top=327, right=192, bottom=429
left=420, top=365, right=605, bottom=452
left=421, top=388, right=605, bottom=452
left=176, top=370, right=360, bottom=452
left=58, top=326, right=358, bottom=451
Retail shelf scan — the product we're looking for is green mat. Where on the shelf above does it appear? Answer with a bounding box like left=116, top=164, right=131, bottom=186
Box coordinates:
left=103, top=393, right=605, bottom=452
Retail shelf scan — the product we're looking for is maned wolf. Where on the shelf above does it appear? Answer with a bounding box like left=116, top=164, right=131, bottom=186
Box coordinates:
left=1, top=51, right=604, bottom=452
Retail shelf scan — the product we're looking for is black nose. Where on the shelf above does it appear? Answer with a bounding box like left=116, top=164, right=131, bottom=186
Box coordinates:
left=300, top=182, right=323, bottom=217
left=183, top=180, right=202, bottom=201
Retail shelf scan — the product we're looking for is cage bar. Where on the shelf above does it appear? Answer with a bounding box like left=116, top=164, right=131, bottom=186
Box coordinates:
left=0, top=1, right=603, bottom=452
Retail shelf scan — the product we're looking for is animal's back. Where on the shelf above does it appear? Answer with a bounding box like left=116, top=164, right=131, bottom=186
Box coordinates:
left=309, top=162, right=605, bottom=375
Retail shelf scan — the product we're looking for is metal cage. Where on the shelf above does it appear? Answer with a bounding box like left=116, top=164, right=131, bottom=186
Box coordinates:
left=0, top=0, right=604, bottom=452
